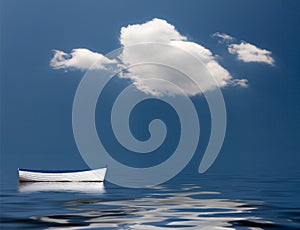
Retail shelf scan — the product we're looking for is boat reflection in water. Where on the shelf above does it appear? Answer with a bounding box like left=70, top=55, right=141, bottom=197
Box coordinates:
left=18, top=182, right=105, bottom=194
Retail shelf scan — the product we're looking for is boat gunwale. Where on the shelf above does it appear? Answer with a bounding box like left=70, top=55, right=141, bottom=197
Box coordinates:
left=18, top=168, right=106, bottom=174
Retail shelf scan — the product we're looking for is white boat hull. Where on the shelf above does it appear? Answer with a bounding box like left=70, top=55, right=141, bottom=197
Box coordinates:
left=18, top=168, right=107, bottom=182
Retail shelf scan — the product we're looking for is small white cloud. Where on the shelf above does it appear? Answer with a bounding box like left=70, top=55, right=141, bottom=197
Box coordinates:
left=213, top=32, right=235, bottom=43
left=230, top=79, right=248, bottom=88
left=213, top=32, right=275, bottom=66
left=50, top=48, right=116, bottom=71
left=51, top=18, right=248, bottom=95
left=228, top=42, right=275, bottom=66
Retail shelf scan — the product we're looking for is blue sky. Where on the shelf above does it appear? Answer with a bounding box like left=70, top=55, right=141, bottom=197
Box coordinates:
left=1, top=0, right=300, bottom=183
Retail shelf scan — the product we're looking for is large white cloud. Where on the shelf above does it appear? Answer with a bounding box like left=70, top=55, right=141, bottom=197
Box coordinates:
left=228, top=42, right=275, bottom=66
left=50, top=18, right=247, bottom=96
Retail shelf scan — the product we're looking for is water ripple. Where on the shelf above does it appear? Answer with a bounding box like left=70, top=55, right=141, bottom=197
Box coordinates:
left=1, top=175, right=299, bottom=229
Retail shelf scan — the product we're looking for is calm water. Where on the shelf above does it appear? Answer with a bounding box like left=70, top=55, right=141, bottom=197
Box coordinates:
left=1, top=172, right=300, bottom=229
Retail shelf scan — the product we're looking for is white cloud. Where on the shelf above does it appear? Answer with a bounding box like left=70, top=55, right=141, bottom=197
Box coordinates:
left=51, top=18, right=248, bottom=96
left=120, top=18, right=187, bottom=46
left=50, top=48, right=116, bottom=71
left=228, top=42, right=275, bottom=66
left=170, top=40, right=232, bottom=87
left=213, top=32, right=275, bottom=66
left=230, top=79, right=248, bottom=88
left=212, top=32, right=235, bottom=43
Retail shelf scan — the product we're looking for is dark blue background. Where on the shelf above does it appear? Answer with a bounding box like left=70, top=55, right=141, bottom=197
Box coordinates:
left=1, top=0, right=300, bottom=184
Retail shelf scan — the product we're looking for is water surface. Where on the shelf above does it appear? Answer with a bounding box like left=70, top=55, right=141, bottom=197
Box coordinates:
left=1, top=172, right=300, bottom=229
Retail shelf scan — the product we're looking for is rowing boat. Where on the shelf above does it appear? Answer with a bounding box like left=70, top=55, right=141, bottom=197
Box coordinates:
left=18, top=168, right=107, bottom=182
